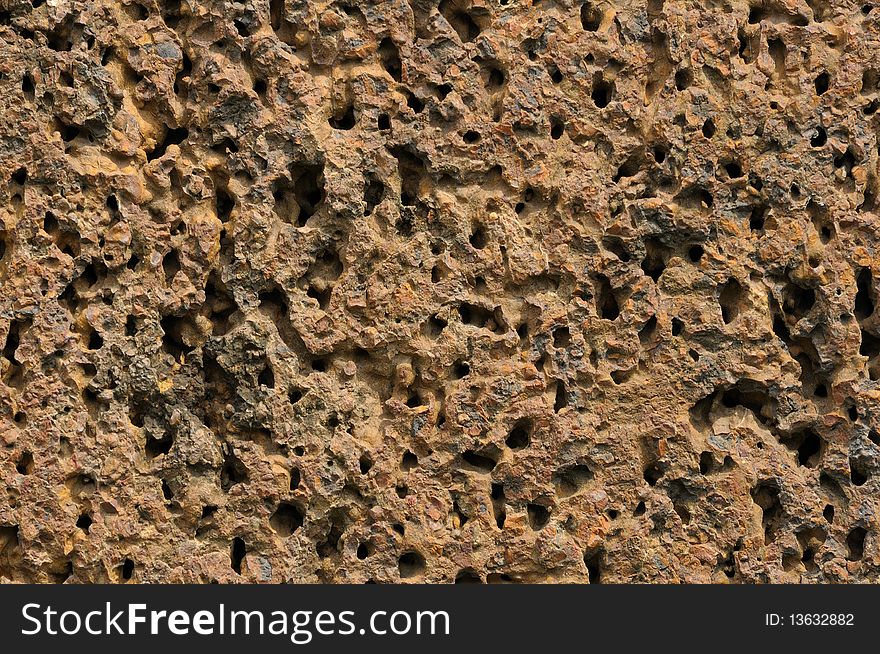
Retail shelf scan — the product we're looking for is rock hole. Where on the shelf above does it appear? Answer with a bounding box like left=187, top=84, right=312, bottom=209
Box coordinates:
left=230, top=537, right=246, bottom=573
left=270, top=502, right=304, bottom=536
left=823, top=504, right=835, bottom=522
left=363, top=176, right=385, bottom=215
left=641, top=237, right=670, bottom=282
left=76, top=513, right=92, bottom=533
left=553, top=381, right=568, bottom=412
left=675, top=69, right=692, bottom=90
left=204, top=275, right=238, bottom=336
left=87, top=328, right=103, bottom=350
left=379, top=37, right=402, bottom=82
left=462, top=130, right=480, bottom=144
left=719, top=278, right=745, bottom=324
left=699, top=452, right=714, bottom=475
left=855, top=268, right=875, bottom=320
left=486, top=66, right=506, bottom=89
left=527, top=503, right=550, bottom=530
left=847, top=527, right=866, bottom=561
left=454, top=569, right=481, bottom=583
left=591, top=73, right=613, bottom=108
left=145, top=429, right=173, bottom=459
left=491, top=483, right=506, bottom=528
left=221, top=451, right=248, bottom=491
left=850, top=457, right=869, bottom=486
left=401, top=451, right=418, bottom=470
left=724, top=161, right=743, bottom=178
left=15, top=452, right=33, bottom=475
left=847, top=403, right=859, bottom=421
left=461, top=450, right=497, bottom=472
left=469, top=223, right=487, bottom=249
left=638, top=316, right=658, bottom=345
left=162, top=250, right=180, bottom=284
left=553, top=464, right=593, bottom=497
left=258, top=363, right=275, bottom=388
left=768, top=38, right=786, bottom=82
left=643, top=462, right=663, bottom=486
left=457, top=302, right=506, bottom=334
left=676, top=185, right=713, bottom=211
left=273, top=164, right=325, bottom=226
left=751, top=481, right=782, bottom=544
left=672, top=318, right=684, bottom=336
left=580, top=1, right=601, bottom=30
left=160, top=315, right=195, bottom=360
left=859, top=328, right=880, bottom=357
left=834, top=148, right=858, bottom=176
left=782, top=281, right=816, bottom=319
left=307, top=285, right=331, bottom=310
left=668, top=479, right=694, bottom=524
left=329, top=104, right=356, bottom=130
left=749, top=205, right=768, bottom=230
left=390, top=145, right=426, bottom=208
left=3, top=317, right=30, bottom=370
left=613, top=153, right=642, bottom=182
left=146, top=126, right=188, bottom=161
left=427, top=314, right=447, bottom=337
left=815, top=71, right=830, bottom=95
left=506, top=419, right=532, bottom=449
left=22, top=73, right=35, bottom=99
left=595, top=274, right=619, bottom=320
left=602, top=236, right=630, bottom=261
left=553, top=326, right=571, bottom=348
left=268, top=0, right=297, bottom=44
left=398, top=551, right=426, bottom=578
left=652, top=145, right=667, bottom=163
left=783, top=428, right=823, bottom=467
left=584, top=548, right=603, bottom=583
left=439, top=0, right=481, bottom=42
left=702, top=118, right=716, bottom=138
left=405, top=90, right=425, bottom=114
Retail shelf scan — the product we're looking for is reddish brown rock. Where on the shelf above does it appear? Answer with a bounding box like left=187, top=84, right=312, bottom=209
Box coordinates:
left=1, top=0, right=880, bottom=583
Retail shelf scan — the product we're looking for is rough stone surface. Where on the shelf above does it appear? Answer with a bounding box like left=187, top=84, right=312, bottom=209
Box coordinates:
left=2, top=0, right=880, bottom=583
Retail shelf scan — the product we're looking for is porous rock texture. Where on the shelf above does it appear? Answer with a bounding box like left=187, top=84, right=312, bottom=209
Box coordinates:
left=1, top=0, right=880, bottom=584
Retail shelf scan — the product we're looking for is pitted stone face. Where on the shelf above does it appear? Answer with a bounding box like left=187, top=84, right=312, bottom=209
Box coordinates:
left=0, top=0, right=879, bottom=583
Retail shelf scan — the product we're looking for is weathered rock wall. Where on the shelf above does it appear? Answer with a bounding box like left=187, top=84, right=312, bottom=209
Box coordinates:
left=1, top=0, right=880, bottom=583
